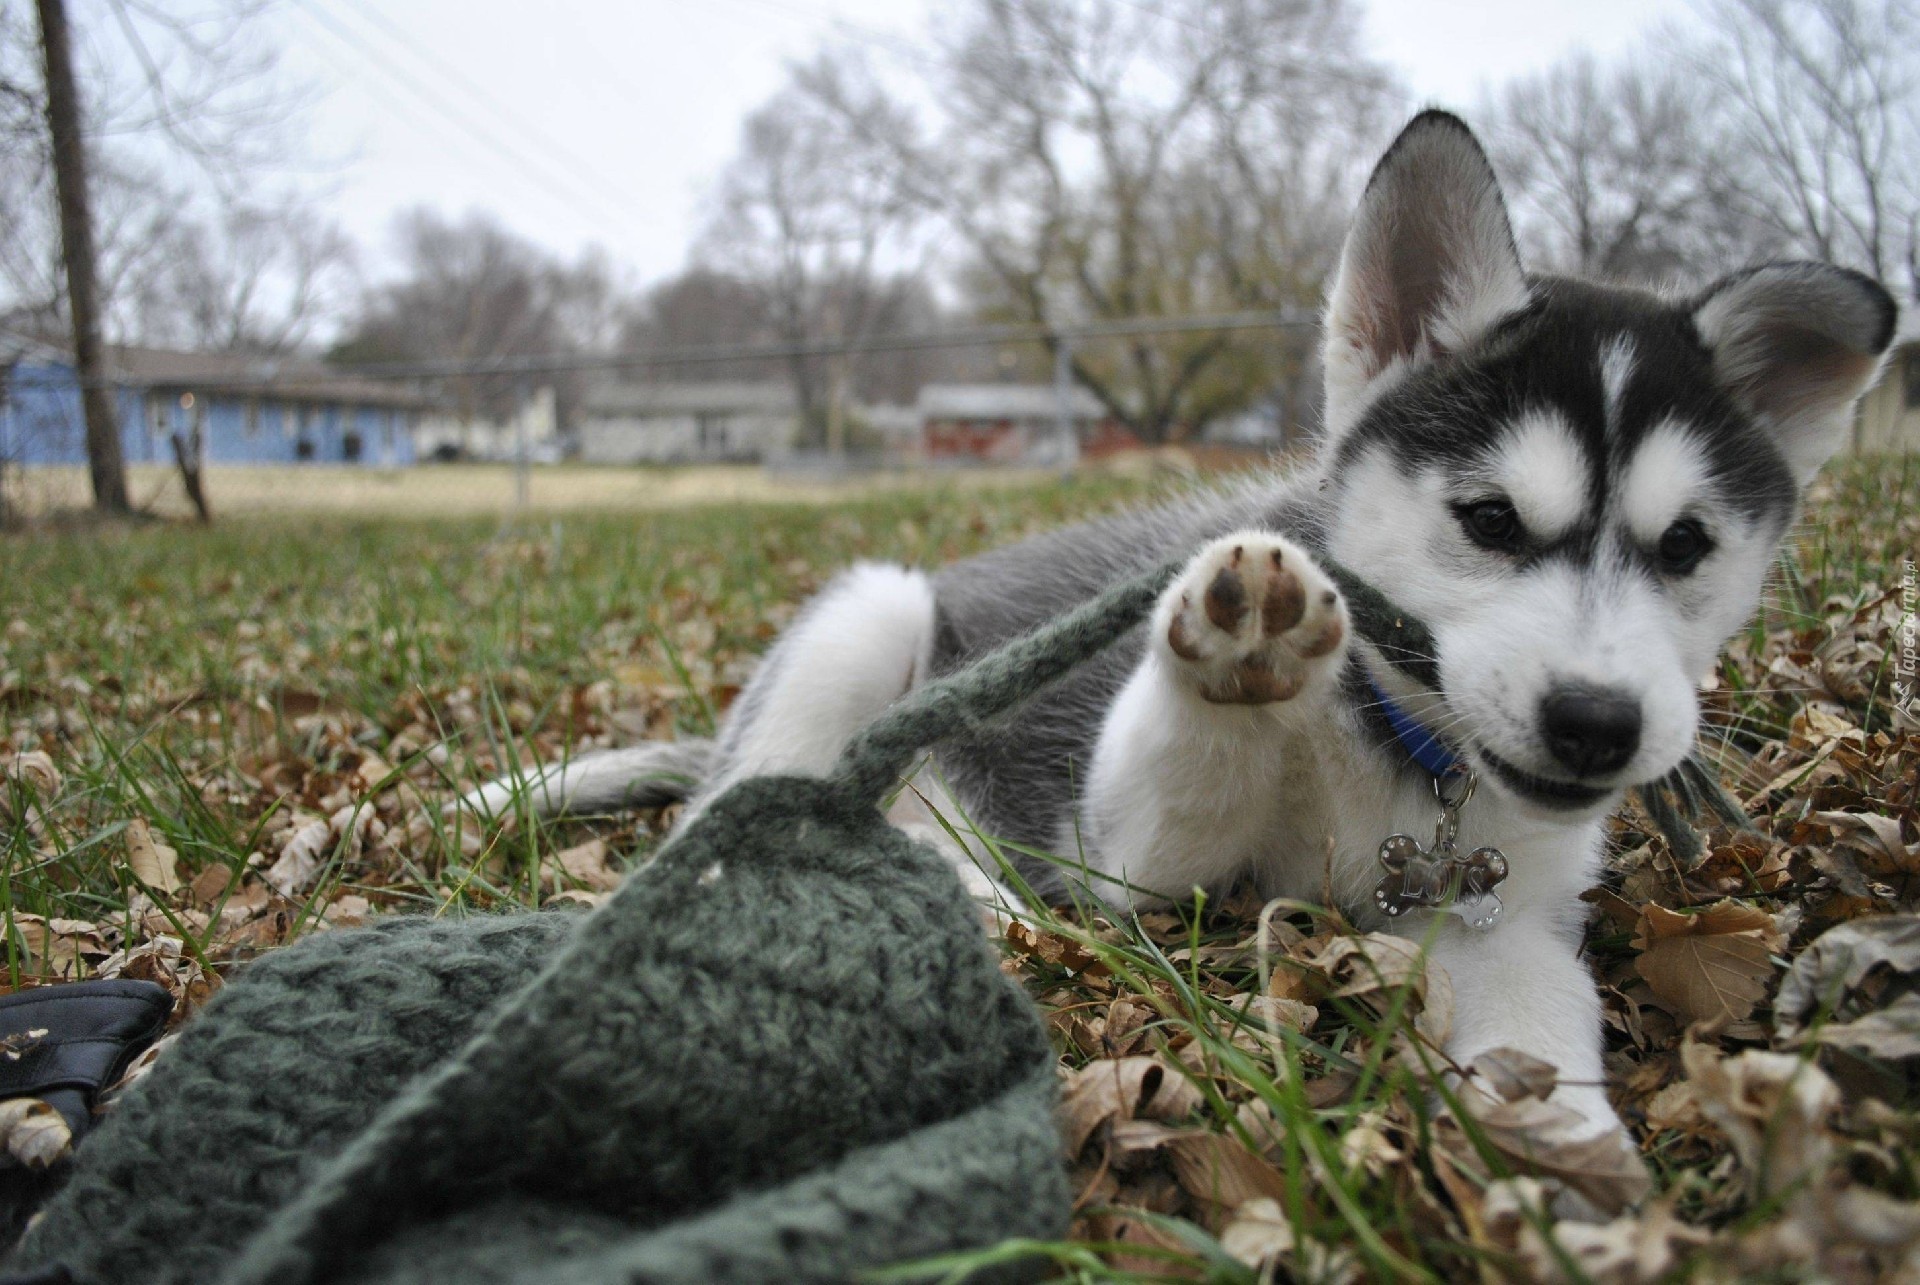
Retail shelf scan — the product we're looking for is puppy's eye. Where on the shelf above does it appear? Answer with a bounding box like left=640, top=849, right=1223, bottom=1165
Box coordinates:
left=1656, top=518, right=1712, bottom=573
left=1457, top=499, right=1524, bottom=551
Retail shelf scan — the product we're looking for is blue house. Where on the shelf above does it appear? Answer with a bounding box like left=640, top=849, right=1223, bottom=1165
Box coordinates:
left=1, top=336, right=437, bottom=468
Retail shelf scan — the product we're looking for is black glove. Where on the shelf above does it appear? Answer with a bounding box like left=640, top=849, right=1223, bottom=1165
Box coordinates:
left=0, top=980, right=172, bottom=1142
left=0, top=979, right=170, bottom=1260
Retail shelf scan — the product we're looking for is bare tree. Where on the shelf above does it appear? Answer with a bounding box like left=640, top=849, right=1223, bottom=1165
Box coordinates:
left=620, top=269, right=779, bottom=385
left=621, top=266, right=951, bottom=406
left=1481, top=53, right=1777, bottom=283
left=36, top=0, right=128, bottom=512
left=155, top=200, right=356, bottom=356
left=1688, top=0, right=1920, bottom=300
left=794, top=0, right=1399, bottom=443
left=334, top=208, right=612, bottom=430
left=3, top=0, right=340, bottom=515
left=699, top=68, right=921, bottom=449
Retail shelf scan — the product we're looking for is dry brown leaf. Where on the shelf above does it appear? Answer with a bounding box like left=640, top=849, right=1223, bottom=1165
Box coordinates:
left=1004, top=920, right=1105, bottom=975
left=1, top=751, right=58, bottom=796
left=1807, top=994, right=1920, bottom=1061
left=1547, top=1200, right=1712, bottom=1284
left=1336, top=1109, right=1403, bottom=1179
left=1222, top=993, right=1317, bottom=1059
left=187, top=863, right=232, bottom=906
left=1774, top=914, right=1920, bottom=1059
left=1811, top=810, right=1916, bottom=865
left=1218, top=1196, right=1296, bottom=1269
left=1059, top=1055, right=1205, bottom=1155
left=1680, top=1041, right=1920, bottom=1267
left=1104, top=1116, right=1189, bottom=1163
left=1290, top=925, right=1451, bottom=1044
left=1451, top=1091, right=1653, bottom=1216
left=1082, top=1209, right=1205, bottom=1279
left=543, top=889, right=608, bottom=910
left=265, top=813, right=332, bottom=896
left=0, top=1097, right=71, bottom=1168
left=352, top=752, right=395, bottom=796
left=1301, top=931, right=1452, bottom=1043
left=1164, top=1131, right=1290, bottom=1213
left=101, top=1033, right=177, bottom=1106
left=1632, top=901, right=1781, bottom=1026
left=9, top=915, right=109, bottom=978
left=98, top=936, right=213, bottom=1015
left=554, top=838, right=622, bottom=893
left=1641, top=1080, right=1704, bottom=1133
left=1101, top=996, right=1151, bottom=1056
left=1679, top=1042, right=1835, bottom=1204
left=1469, top=1046, right=1562, bottom=1104
left=124, top=818, right=182, bottom=896
left=1310, top=931, right=1426, bottom=997
left=264, top=805, right=375, bottom=898
left=324, top=894, right=371, bottom=927
left=1486, top=1180, right=1708, bottom=1284
left=1233, top=1098, right=1288, bottom=1154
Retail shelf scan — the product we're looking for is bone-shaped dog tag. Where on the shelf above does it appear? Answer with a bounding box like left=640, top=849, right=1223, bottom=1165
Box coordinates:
left=1371, top=833, right=1509, bottom=930
left=1449, top=845, right=1510, bottom=929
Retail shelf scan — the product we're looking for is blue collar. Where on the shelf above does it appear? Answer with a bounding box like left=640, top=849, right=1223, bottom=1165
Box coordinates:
left=1367, top=676, right=1465, bottom=780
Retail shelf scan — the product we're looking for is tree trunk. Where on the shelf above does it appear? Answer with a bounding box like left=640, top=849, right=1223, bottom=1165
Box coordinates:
left=37, top=0, right=129, bottom=514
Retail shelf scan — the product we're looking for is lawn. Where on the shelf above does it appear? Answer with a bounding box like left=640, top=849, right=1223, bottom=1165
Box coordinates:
left=3, top=456, right=1918, bottom=1282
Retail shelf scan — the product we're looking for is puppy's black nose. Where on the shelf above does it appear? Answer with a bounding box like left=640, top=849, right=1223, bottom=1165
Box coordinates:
left=1540, top=684, right=1641, bottom=777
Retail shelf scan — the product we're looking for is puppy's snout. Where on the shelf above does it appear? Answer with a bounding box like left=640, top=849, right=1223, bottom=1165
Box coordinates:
left=1540, top=683, right=1641, bottom=778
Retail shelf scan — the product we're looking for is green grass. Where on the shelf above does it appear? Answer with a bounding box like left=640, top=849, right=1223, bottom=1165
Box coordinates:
left=3, top=455, right=1917, bottom=1281
left=1, top=476, right=1161, bottom=940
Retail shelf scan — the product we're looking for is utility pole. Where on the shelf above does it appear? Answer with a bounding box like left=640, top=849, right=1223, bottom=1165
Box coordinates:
left=37, top=0, right=129, bottom=514
left=513, top=380, right=530, bottom=510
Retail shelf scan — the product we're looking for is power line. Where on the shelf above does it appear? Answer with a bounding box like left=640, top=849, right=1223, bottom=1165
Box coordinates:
left=290, top=0, right=647, bottom=239
left=327, top=0, right=661, bottom=227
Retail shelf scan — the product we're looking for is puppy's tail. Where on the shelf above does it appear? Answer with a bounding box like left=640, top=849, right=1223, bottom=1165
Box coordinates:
left=455, top=740, right=716, bottom=821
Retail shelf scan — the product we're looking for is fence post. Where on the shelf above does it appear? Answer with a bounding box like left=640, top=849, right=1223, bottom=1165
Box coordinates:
left=1053, top=334, right=1078, bottom=474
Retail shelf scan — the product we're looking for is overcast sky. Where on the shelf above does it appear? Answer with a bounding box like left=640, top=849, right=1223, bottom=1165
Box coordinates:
left=266, top=0, right=1694, bottom=287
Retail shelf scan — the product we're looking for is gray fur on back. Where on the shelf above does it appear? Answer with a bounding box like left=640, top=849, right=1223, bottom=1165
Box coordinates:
left=927, top=466, right=1329, bottom=894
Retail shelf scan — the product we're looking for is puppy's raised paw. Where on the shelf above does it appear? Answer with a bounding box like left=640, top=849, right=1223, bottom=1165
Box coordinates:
left=1159, top=533, right=1347, bottom=705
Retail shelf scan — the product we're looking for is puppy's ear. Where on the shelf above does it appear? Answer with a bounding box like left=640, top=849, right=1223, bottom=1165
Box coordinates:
left=1692, top=263, right=1897, bottom=485
left=1322, top=110, right=1529, bottom=437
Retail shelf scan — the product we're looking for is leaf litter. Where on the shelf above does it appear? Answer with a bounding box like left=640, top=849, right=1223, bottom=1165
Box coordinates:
left=2, top=459, right=1918, bottom=1279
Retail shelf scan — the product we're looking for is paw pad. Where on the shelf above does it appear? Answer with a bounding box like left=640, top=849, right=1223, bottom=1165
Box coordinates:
left=1161, top=534, right=1347, bottom=705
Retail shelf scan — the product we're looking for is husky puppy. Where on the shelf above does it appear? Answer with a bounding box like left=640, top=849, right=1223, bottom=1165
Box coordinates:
left=477, top=112, right=1896, bottom=1137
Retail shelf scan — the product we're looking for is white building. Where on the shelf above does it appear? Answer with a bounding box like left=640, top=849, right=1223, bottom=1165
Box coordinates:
left=577, top=382, right=798, bottom=464
left=413, top=386, right=561, bottom=463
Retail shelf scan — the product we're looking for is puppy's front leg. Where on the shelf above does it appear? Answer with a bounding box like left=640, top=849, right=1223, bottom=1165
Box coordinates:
left=1422, top=917, right=1618, bottom=1135
left=1081, top=532, right=1348, bottom=906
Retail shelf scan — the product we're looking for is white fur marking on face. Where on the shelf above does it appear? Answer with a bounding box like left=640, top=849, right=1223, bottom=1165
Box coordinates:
left=1619, top=420, right=1711, bottom=542
left=1488, top=412, right=1590, bottom=540
left=1600, top=337, right=1636, bottom=434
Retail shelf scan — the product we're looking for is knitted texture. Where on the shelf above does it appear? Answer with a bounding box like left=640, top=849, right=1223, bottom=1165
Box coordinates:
left=10, top=912, right=579, bottom=1284
left=9, top=776, right=1068, bottom=1285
